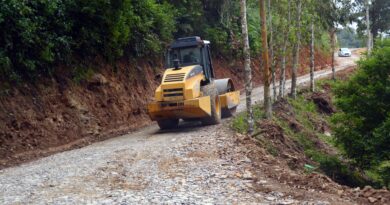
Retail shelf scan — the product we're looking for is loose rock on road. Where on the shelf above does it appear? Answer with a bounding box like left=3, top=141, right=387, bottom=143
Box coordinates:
left=0, top=52, right=361, bottom=204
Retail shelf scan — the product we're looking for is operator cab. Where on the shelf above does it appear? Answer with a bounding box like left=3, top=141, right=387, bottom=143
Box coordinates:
left=166, top=36, right=215, bottom=83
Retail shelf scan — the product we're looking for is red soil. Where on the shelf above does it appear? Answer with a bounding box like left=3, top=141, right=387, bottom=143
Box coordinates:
left=0, top=48, right=331, bottom=169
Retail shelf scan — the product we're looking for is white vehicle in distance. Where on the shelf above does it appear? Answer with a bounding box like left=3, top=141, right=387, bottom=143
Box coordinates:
left=338, top=48, right=352, bottom=57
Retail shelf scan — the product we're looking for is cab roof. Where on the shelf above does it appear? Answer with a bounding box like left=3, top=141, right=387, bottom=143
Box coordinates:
left=170, top=36, right=210, bottom=49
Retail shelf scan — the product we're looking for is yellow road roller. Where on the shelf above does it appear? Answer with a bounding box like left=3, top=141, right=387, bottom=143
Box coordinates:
left=148, top=36, right=240, bottom=129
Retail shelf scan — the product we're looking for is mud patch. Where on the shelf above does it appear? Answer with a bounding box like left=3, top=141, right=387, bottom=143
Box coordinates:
left=310, top=92, right=335, bottom=115
left=254, top=120, right=307, bottom=169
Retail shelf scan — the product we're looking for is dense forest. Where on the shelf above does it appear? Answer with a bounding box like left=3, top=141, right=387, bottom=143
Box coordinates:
left=0, top=0, right=350, bottom=83
left=1, top=0, right=389, bottom=82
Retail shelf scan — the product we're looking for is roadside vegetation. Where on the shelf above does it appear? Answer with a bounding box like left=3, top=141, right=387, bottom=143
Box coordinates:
left=233, top=40, right=390, bottom=189
left=232, top=89, right=373, bottom=188
left=337, top=28, right=365, bottom=48
left=0, top=0, right=338, bottom=84
left=332, top=40, right=390, bottom=189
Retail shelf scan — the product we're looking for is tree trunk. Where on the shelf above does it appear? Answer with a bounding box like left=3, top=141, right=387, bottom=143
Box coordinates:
left=310, top=19, right=315, bottom=92
left=278, top=0, right=291, bottom=99
left=268, top=0, right=276, bottom=101
left=260, top=0, right=272, bottom=119
left=279, top=47, right=287, bottom=98
left=290, top=0, right=301, bottom=99
left=366, top=0, right=372, bottom=55
left=330, top=28, right=336, bottom=81
left=240, top=0, right=254, bottom=134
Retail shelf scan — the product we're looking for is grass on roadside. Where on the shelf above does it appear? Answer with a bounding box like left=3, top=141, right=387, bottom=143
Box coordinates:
left=231, top=105, right=265, bottom=134
left=231, top=88, right=372, bottom=187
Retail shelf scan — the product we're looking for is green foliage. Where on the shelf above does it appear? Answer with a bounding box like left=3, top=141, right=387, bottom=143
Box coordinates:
left=70, top=0, right=134, bottom=58
left=314, top=32, right=332, bottom=55
left=355, top=0, right=390, bottom=38
left=307, top=150, right=369, bottom=187
left=204, top=27, right=230, bottom=55
left=128, top=1, right=175, bottom=56
left=337, top=28, right=364, bottom=48
left=232, top=85, right=377, bottom=187
left=232, top=112, right=249, bottom=134
left=288, top=96, right=317, bottom=113
left=247, top=3, right=262, bottom=55
left=332, top=39, right=390, bottom=188
left=0, top=0, right=346, bottom=83
left=0, top=0, right=70, bottom=80
left=0, top=0, right=175, bottom=81
left=72, top=66, right=95, bottom=84
left=366, top=160, right=390, bottom=188
left=278, top=96, right=372, bottom=187
left=168, top=0, right=242, bottom=57
left=377, top=161, right=390, bottom=188
left=232, top=105, right=264, bottom=134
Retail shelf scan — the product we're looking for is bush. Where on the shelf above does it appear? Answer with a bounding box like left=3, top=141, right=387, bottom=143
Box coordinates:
left=377, top=161, right=390, bottom=188
left=204, top=28, right=229, bottom=53
left=0, top=0, right=334, bottom=83
left=306, top=149, right=369, bottom=187
left=0, top=0, right=71, bottom=80
left=0, top=0, right=175, bottom=81
left=127, top=0, right=175, bottom=56
left=332, top=39, right=390, bottom=187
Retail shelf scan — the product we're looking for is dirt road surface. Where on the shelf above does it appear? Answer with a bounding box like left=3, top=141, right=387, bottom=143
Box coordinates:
left=0, top=52, right=361, bottom=204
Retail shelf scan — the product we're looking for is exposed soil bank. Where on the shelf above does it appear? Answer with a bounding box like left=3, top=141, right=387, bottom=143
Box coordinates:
left=0, top=50, right=330, bottom=169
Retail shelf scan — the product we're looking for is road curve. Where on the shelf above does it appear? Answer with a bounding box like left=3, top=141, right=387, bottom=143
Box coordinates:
left=0, top=52, right=360, bottom=204
left=237, top=50, right=360, bottom=112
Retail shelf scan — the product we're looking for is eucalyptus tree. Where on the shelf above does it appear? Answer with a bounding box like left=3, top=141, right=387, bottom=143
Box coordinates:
left=353, top=0, right=373, bottom=54
left=290, top=0, right=302, bottom=99
left=310, top=18, right=315, bottom=92
left=240, top=0, right=254, bottom=134
left=354, top=0, right=390, bottom=50
left=365, top=0, right=372, bottom=55
left=278, top=0, right=292, bottom=99
left=307, top=0, right=319, bottom=92
left=267, top=0, right=277, bottom=100
left=369, top=0, right=390, bottom=39
left=313, top=0, right=353, bottom=80
left=260, top=0, right=272, bottom=119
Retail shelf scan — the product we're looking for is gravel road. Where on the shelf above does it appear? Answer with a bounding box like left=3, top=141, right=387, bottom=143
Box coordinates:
left=237, top=50, right=360, bottom=112
left=0, top=53, right=359, bottom=204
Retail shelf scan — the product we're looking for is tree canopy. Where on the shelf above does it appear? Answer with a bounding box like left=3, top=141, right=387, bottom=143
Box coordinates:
left=354, top=0, right=390, bottom=38
left=0, top=0, right=352, bottom=83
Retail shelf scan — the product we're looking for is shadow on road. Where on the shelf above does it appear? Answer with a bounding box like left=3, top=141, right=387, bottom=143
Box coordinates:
left=153, top=120, right=206, bottom=135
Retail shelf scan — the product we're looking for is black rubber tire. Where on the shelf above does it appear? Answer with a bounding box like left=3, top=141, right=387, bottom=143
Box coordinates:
left=222, top=107, right=237, bottom=118
left=157, top=119, right=179, bottom=130
left=201, top=83, right=222, bottom=125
